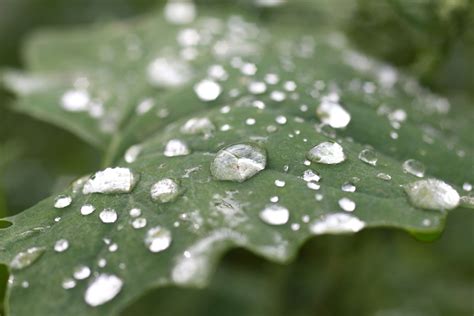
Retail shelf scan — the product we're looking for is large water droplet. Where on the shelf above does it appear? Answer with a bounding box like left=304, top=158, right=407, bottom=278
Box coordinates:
left=210, top=143, right=267, bottom=182
left=307, top=142, right=346, bottom=164
left=402, top=159, right=425, bottom=178
left=83, top=167, right=138, bottom=194
left=259, top=204, right=289, bottom=225
left=404, top=179, right=460, bottom=210
left=164, top=139, right=191, bottom=157
left=310, top=213, right=365, bottom=235
left=316, top=94, right=351, bottom=129
left=99, top=208, right=118, bottom=224
left=84, top=274, right=123, bottom=307
left=150, top=178, right=180, bottom=203
left=54, top=195, right=72, bottom=209
left=358, top=148, right=377, bottom=166
left=194, top=79, right=222, bottom=101
left=54, top=239, right=69, bottom=253
left=10, top=247, right=45, bottom=270
left=147, top=57, right=191, bottom=87
left=145, top=226, right=172, bottom=253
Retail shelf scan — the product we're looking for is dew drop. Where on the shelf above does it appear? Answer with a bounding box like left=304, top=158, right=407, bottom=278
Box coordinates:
left=62, top=278, right=76, bottom=290
left=463, top=182, right=472, bottom=192
left=83, top=167, right=138, bottom=194
left=61, top=90, right=90, bottom=112
left=259, top=204, right=290, bottom=225
left=99, top=208, right=118, bottom=224
left=145, top=226, right=172, bottom=253
left=307, top=142, right=346, bottom=164
left=270, top=90, right=286, bottom=102
left=10, top=247, right=45, bottom=270
left=150, top=178, right=180, bottom=203
left=376, top=173, right=392, bottom=181
left=73, top=265, right=91, bottom=280
left=147, top=57, right=191, bottom=87
left=194, top=79, right=222, bottom=101
left=404, top=179, right=460, bottom=210
left=316, top=94, right=351, bottom=129
left=303, top=169, right=321, bottom=182
left=358, top=148, right=377, bottom=166
left=274, top=179, right=286, bottom=188
left=338, top=197, right=356, bottom=212
left=54, top=195, right=72, bottom=209
left=181, top=117, right=215, bottom=136
left=341, top=182, right=356, bottom=192
left=164, top=139, right=191, bottom=157
left=54, top=239, right=69, bottom=253
left=402, top=159, right=426, bottom=178
left=132, top=218, right=147, bottom=229
left=248, top=81, right=267, bottom=94
left=80, top=204, right=95, bottom=216
left=124, top=145, right=142, bottom=164
left=210, top=143, right=267, bottom=182
left=310, top=213, right=365, bottom=235
left=84, top=274, right=123, bottom=307
left=129, top=208, right=141, bottom=217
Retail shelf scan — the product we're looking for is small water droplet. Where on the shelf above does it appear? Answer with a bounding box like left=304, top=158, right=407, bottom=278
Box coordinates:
left=338, top=197, right=356, bottom=212
left=99, top=208, right=118, bottom=224
left=129, top=208, right=141, bottom=217
left=163, top=1, right=196, bottom=24
left=54, top=195, right=72, bottom=209
left=248, top=81, right=267, bottom=94
left=274, top=179, right=286, bottom=187
left=211, top=143, right=267, bottom=182
left=316, top=94, right=351, bottom=129
left=73, top=265, right=91, bottom=280
left=303, top=169, right=321, bottom=182
left=245, top=118, right=256, bottom=126
left=132, top=218, right=147, bottom=229
left=463, top=182, right=472, bottom=192
left=84, top=274, right=123, bottom=307
left=80, top=204, right=95, bottom=216
left=62, top=278, right=76, bottom=290
left=83, top=167, right=138, bottom=194
left=310, top=213, right=365, bottom=234
left=147, top=57, right=191, bottom=87
left=61, top=90, right=90, bottom=112
left=145, top=226, right=172, bottom=253
left=270, top=90, right=286, bottom=102
left=404, top=179, right=460, bottom=210
left=403, top=159, right=425, bottom=178
left=54, top=239, right=69, bottom=253
left=150, top=178, right=180, bottom=203
left=10, top=247, right=45, bottom=270
left=341, top=182, right=356, bottom=192
left=270, top=196, right=279, bottom=203
left=164, top=139, right=191, bottom=157
left=376, top=173, right=392, bottom=181
left=358, top=148, right=377, bottom=166
left=259, top=204, right=289, bottom=225
left=275, top=115, right=287, bottom=125
left=194, top=79, right=222, bottom=101
left=307, top=142, right=346, bottom=164
left=181, top=117, right=215, bottom=136
left=124, top=145, right=142, bottom=164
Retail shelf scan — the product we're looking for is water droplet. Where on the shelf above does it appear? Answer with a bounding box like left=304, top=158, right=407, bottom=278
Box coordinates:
left=404, top=179, right=460, bottom=210
left=62, top=278, right=76, bottom=290
left=84, top=274, right=123, bottom=307
left=274, top=179, right=286, bottom=187
left=10, top=247, right=45, bottom=270
left=259, top=204, right=289, bottom=225
left=358, top=148, right=377, bottom=166
left=303, top=169, right=321, bottom=182
left=83, top=167, right=138, bottom=194
left=376, top=173, right=392, bottom=181
left=54, top=195, right=72, bottom=209
left=124, top=145, right=142, bottom=164
left=150, top=178, right=180, bottom=203
left=460, top=196, right=474, bottom=209
left=129, top=208, right=141, bottom=217
left=73, top=265, right=91, bottom=280
left=211, top=143, right=267, bottom=182
left=307, top=182, right=320, bottom=190
left=270, top=196, right=279, bottom=203
left=248, top=81, right=267, bottom=94
left=338, top=197, right=356, bottom=212
left=245, top=118, right=256, bottom=126
left=310, top=213, right=365, bottom=234
left=403, top=159, right=425, bottom=178
left=270, top=90, right=286, bottom=102
left=164, top=139, right=191, bottom=157
left=341, top=182, right=356, bottom=192
left=80, top=204, right=95, bottom=216
left=275, top=115, right=287, bottom=125
left=194, top=79, right=222, bottom=101
left=307, top=142, right=346, bottom=164
left=181, top=117, right=215, bottom=136
left=54, top=239, right=69, bottom=253
left=463, top=182, right=472, bottom=192
left=132, top=218, right=147, bottom=229
left=61, top=90, right=90, bottom=112
left=99, top=208, right=118, bottom=224
left=147, top=57, right=191, bottom=87
left=145, top=226, right=172, bottom=253
left=316, top=94, right=351, bottom=129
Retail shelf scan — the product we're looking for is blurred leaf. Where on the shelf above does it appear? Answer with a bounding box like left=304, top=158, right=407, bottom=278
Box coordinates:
left=0, top=3, right=473, bottom=316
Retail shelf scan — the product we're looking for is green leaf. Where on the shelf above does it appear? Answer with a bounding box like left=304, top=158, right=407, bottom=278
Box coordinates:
left=1, top=3, right=473, bottom=316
